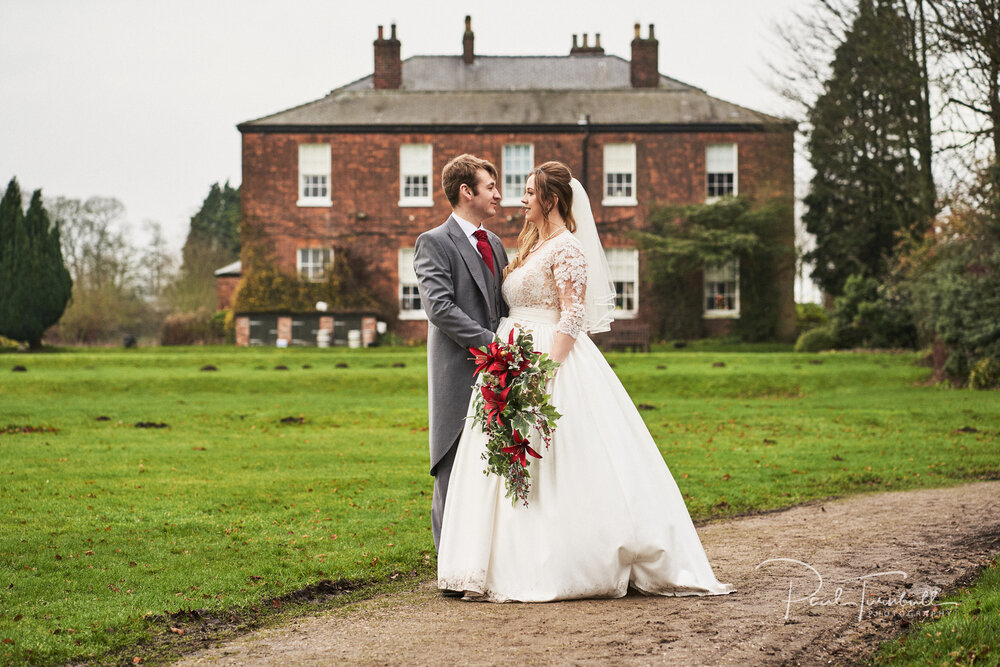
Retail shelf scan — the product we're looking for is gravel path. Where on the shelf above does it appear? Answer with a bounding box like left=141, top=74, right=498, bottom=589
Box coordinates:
left=176, top=480, right=1000, bottom=666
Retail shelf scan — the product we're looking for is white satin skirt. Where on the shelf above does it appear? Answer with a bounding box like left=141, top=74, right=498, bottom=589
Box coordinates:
left=437, top=307, right=735, bottom=602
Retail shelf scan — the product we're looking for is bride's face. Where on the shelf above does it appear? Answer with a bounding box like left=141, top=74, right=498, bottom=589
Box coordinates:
left=521, top=175, right=543, bottom=226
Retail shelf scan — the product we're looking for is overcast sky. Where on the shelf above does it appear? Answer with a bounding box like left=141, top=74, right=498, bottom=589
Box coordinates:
left=1, top=0, right=803, bottom=252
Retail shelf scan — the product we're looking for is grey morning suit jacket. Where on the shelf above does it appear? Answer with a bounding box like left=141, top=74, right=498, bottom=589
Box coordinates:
left=413, top=215, right=508, bottom=475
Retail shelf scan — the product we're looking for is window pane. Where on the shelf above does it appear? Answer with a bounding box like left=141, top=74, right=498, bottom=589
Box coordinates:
left=398, top=248, right=422, bottom=311
left=503, top=144, right=533, bottom=199
left=706, top=143, right=736, bottom=172
left=605, top=248, right=638, bottom=313
left=704, top=260, right=738, bottom=312
left=707, top=173, right=734, bottom=197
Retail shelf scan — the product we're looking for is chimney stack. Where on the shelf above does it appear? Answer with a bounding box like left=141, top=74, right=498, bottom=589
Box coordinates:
left=630, top=23, right=659, bottom=88
left=463, top=15, right=475, bottom=65
left=570, top=30, right=605, bottom=56
left=373, top=23, right=401, bottom=90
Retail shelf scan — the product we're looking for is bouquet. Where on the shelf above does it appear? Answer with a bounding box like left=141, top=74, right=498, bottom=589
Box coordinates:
left=468, top=327, right=561, bottom=506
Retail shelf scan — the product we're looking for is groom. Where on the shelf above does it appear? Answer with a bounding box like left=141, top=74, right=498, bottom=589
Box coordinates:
left=413, top=153, right=508, bottom=553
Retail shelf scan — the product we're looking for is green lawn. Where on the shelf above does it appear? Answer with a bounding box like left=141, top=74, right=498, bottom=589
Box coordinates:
left=872, top=557, right=1000, bottom=666
left=1, top=345, right=998, bottom=664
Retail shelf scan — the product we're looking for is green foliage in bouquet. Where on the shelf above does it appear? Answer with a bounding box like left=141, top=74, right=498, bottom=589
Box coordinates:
left=469, top=327, right=561, bottom=506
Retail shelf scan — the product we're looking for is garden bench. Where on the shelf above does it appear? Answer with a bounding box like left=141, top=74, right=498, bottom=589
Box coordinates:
left=596, top=320, right=651, bottom=353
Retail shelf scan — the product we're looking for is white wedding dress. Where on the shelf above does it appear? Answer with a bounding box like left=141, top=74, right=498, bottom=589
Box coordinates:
left=437, top=230, right=734, bottom=602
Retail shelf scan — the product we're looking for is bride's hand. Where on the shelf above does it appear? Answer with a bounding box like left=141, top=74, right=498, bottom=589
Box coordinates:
left=549, top=333, right=575, bottom=365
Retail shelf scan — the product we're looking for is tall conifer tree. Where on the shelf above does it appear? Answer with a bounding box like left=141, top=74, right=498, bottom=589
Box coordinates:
left=803, top=0, right=936, bottom=296
left=0, top=179, right=73, bottom=349
left=169, top=182, right=240, bottom=311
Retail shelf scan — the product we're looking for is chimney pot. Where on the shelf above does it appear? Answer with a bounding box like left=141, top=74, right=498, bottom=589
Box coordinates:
left=584, top=33, right=590, bottom=47
left=634, top=23, right=640, bottom=38
left=596, top=33, right=601, bottom=48
left=377, top=25, right=383, bottom=39
left=572, top=34, right=578, bottom=49
left=390, top=23, right=397, bottom=40
left=462, top=15, right=475, bottom=64
left=648, top=24, right=655, bottom=39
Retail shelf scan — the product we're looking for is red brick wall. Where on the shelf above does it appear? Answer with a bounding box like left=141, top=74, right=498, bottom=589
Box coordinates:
left=240, top=127, right=795, bottom=341
left=235, top=315, right=250, bottom=347
left=216, top=275, right=239, bottom=311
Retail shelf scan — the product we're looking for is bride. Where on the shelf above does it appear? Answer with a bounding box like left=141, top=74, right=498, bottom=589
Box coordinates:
left=437, top=161, right=734, bottom=602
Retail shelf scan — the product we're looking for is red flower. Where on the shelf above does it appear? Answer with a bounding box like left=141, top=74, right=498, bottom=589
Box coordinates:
left=470, top=342, right=502, bottom=375
left=480, top=384, right=511, bottom=427
left=471, top=341, right=517, bottom=385
left=501, top=429, right=542, bottom=467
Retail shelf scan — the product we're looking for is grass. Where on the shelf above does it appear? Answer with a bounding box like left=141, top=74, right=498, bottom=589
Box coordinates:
left=871, top=557, right=1000, bottom=666
left=0, top=345, right=998, bottom=664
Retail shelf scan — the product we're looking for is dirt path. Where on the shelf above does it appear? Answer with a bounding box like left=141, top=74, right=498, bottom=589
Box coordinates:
left=176, top=481, right=1000, bottom=666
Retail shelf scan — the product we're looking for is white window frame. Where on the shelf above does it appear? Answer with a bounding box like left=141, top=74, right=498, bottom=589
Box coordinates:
left=606, top=248, right=639, bottom=318
left=703, top=259, right=740, bottom=318
left=706, top=143, right=738, bottom=203
left=399, top=144, right=433, bottom=207
left=297, top=144, right=332, bottom=207
left=398, top=248, right=426, bottom=320
left=501, top=143, right=533, bottom=207
left=602, top=143, right=637, bottom=207
left=297, top=247, right=333, bottom=282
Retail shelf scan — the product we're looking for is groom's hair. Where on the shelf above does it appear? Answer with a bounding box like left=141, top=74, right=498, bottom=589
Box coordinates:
left=442, top=154, right=498, bottom=207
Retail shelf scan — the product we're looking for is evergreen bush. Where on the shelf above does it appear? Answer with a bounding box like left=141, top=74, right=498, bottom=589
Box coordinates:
left=796, top=302, right=829, bottom=334
left=830, top=274, right=916, bottom=349
left=794, top=325, right=836, bottom=353
left=0, top=179, right=73, bottom=349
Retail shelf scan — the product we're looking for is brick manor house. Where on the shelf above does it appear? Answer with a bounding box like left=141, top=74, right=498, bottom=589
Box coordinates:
left=223, top=17, right=796, bottom=345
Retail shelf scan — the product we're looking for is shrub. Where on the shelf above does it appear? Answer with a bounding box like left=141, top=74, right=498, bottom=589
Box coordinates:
left=209, top=309, right=229, bottom=341
left=831, top=274, right=916, bottom=349
left=896, top=166, right=1000, bottom=385
left=159, top=308, right=221, bottom=346
left=222, top=309, right=235, bottom=344
left=796, top=302, right=828, bottom=334
left=968, top=356, right=1000, bottom=390
left=794, top=325, right=836, bottom=352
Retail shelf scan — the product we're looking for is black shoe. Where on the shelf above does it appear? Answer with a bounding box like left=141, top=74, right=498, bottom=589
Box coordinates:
left=441, top=589, right=463, bottom=598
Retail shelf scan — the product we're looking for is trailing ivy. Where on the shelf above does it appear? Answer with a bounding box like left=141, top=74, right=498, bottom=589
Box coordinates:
left=635, top=196, right=792, bottom=342
left=232, top=242, right=393, bottom=318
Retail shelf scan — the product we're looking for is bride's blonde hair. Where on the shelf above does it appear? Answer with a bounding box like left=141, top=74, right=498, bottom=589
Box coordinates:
left=503, top=161, right=577, bottom=278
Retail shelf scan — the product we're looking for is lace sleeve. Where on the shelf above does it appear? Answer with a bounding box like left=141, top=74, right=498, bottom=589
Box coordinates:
left=551, top=240, right=588, bottom=338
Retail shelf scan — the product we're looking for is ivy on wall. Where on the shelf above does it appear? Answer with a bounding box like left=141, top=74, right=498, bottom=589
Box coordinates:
left=634, top=197, right=792, bottom=341
left=232, top=242, right=393, bottom=318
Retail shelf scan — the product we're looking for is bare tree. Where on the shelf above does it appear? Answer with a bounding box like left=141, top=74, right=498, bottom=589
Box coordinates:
left=766, top=0, right=857, bottom=120
left=141, top=219, right=175, bottom=301
left=45, top=195, right=164, bottom=342
left=926, top=0, right=1000, bottom=166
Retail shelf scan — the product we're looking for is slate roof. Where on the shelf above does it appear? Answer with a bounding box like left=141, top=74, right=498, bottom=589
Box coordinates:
left=240, top=55, right=793, bottom=131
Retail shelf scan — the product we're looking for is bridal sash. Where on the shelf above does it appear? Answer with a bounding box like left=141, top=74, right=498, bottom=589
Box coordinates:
left=505, top=306, right=560, bottom=327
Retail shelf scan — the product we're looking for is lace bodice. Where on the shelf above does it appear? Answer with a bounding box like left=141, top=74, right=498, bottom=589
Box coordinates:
left=502, top=232, right=588, bottom=338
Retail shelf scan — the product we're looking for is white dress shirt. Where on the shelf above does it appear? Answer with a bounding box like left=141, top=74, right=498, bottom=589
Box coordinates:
left=452, top=213, right=486, bottom=251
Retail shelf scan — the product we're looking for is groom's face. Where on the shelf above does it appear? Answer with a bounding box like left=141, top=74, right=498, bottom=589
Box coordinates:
left=466, top=169, right=501, bottom=223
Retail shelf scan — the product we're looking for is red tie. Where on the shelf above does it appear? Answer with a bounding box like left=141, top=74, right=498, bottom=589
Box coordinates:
left=472, top=229, right=495, bottom=275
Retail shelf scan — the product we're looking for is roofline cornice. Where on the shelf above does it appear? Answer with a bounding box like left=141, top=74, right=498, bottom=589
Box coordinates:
left=237, top=121, right=797, bottom=135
